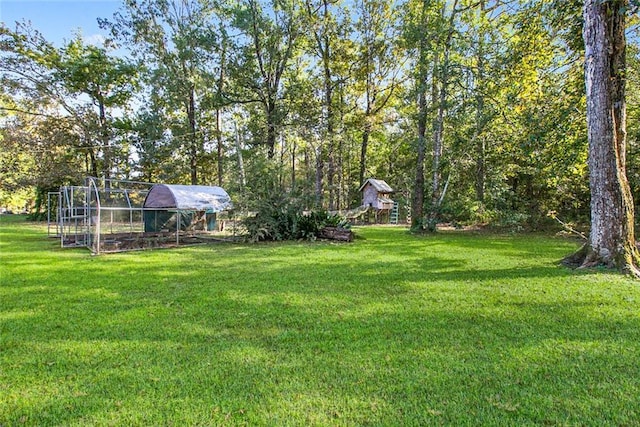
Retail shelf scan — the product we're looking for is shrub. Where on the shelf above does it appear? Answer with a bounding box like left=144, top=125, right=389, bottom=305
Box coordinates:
left=242, top=195, right=299, bottom=242
left=241, top=195, right=349, bottom=242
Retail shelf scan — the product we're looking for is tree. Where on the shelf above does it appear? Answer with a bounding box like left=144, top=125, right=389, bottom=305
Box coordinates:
left=56, top=37, right=137, bottom=184
left=0, top=23, right=134, bottom=193
left=230, top=0, right=304, bottom=160
left=304, top=0, right=353, bottom=210
left=353, top=0, right=402, bottom=187
left=402, top=0, right=435, bottom=229
left=103, top=0, right=223, bottom=185
left=568, top=0, right=640, bottom=275
left=403, top=0, right=459, bottom=231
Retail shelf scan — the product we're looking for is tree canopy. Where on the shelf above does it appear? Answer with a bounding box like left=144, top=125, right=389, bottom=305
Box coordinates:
left=3, top=0, right=640, bottom=271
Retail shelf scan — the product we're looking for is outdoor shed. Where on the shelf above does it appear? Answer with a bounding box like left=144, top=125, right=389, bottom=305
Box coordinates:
left=359, top=178, right=395, bottom=210
left=143, top=184, right=232, bottom=232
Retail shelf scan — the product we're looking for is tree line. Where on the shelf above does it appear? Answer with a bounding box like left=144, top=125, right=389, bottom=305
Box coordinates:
left=1, top=0, right=640, bottom=235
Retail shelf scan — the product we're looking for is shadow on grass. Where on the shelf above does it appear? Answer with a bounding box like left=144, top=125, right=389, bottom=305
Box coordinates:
left=5, top=288, right=639, bottom=425
left=2, top=223, right=637, bottom=424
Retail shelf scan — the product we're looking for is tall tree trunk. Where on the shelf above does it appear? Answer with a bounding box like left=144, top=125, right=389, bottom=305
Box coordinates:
left=413, top=90, right=427, bottom=228
left=429, top=77, right=445, bottom=228
left=266, top=99, right=277, bottom=159
left=324, top=65, right=336, bottom=210
left=320, top=0, right=337, bottom=210
left=570, top=0, right=640, bottom=275
left=328, top=152, right=336, bottom=210
left=97, top=96, right=112, bottom=195
left=215, top=46, right=225, bottom=187
left=216, top=108, right=223, bottom=186
left=98, top=100, right=109, bottom=178
left=427, top=0, right=458, bottom=231
left=323, top=65, right=336, bottom=211
left=315, top=144, right=324, bottom=208
left=88, top=147, right=98, bottom=179
left=326, top=93, right=336, bottom=210
left=304, top=147, right=313, bottom=202
left=291, top=137, right=296, bottom=192
left=359, top=119, right=371, bottom=186
left=187, top=87, right=198, bottom=185
left=336, top=136, right=343, bottom=210
left=233, top=121, right=246, bottom=189
left=411, top=0, right=431, bottom=229
left=474, top=7, right=486, bottom=205
left=84, top=127, right=99, bottom=179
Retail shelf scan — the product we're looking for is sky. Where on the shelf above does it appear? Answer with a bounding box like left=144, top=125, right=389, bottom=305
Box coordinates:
left=0, top=0, right=122, bottom=46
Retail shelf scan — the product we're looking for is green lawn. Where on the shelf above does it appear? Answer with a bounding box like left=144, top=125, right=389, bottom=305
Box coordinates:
left=1, top=216, right=639, bottom=426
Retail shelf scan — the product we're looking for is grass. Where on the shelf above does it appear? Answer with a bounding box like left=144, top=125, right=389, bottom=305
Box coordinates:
left=1, top=215, right=639, bottom=426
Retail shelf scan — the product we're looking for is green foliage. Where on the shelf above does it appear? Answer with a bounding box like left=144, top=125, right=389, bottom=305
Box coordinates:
left=2, top=220, right=640, bottom=425
left=296, top=209, right=350, bottom=239
left=242, top=193, right=348, bottom=242
left=1, top=0, right=635, bottom=233
left=242, top=194, right=299, bottom=242
left=57, top=38, right=137, bottom=108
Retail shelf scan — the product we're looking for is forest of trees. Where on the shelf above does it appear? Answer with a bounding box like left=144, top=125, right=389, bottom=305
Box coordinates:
left=2, top=0, right=640, bottom=232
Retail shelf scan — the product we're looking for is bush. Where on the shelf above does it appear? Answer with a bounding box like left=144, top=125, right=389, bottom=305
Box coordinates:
left=242, top=195, right=298, bottom=242
left=241, top=195, right=349, bottom=242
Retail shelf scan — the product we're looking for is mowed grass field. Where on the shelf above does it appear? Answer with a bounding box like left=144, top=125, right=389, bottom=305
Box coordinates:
left=1, top=215, right=639, bottom=426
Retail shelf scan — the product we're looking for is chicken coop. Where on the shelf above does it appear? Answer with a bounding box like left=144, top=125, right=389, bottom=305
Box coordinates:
left=48, top=177, right=233, bottom=254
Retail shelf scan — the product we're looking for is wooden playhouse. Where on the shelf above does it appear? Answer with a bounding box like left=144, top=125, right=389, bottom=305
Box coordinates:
left=358, top=178, right=398, bottom=224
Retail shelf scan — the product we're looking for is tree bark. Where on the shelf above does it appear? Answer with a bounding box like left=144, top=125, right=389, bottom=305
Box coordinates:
left=216, top=107, right=223, bottom=186
left=215, top=46, right=226, bottom=187
left=315, top=144, right=324, bottom=208
left=573, top=0, right=640, bottom=275
left=187, top=87, right=198, bottom=185
left=412, top=89, right=427, bottom=228
left=427, top=0, right=458, bottom=231
left=291, top=137, right=296, bottom=192
left=97, top=93, right=112, bottom=195
left=266, top=98, right=277, bottom=159
left=359, top=119, right=371, bottom=187
left=474, top=5, right=486, bottom=205
left=233, top=120, right=246, bottom=189
left=411, top=0, right=432, bottom=230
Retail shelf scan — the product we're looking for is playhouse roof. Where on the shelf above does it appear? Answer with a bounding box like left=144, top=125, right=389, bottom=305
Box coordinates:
left=144, top=184, right=231, bottom=212
left=358, top=178, right=394, bottom=193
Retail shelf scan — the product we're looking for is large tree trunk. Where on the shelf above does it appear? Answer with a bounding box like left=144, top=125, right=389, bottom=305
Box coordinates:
left=412, top=90, right=427, bottom=229
left=233, top=121, right=246, bottom=188
left=187, top=87, right=198, bottom=185
left=411, top=0, right=432, bottom=230
left=474, top=9, right=486, bottom=205
left=216, top=108, right=223, bottom=186
left=215, top=47, right=226, bottom=187
left=84, top=127, right=99, bottom=179
left=321, top=0, right=336, bottom=211
left=325, top=68, right=336, bottom=210
left=314, top=143, right=324, bottom=208
left=571, top=0, right=640, bottom=275
left=291, top=137, right=296, bottom=192
left=426, top=0, right=458, bottom=232
left=97, top=96, right=112, bottom=196
left=359, top=121, right=370, bottom=187
left=429, top=75, right=445, bottom=229
left=266, top=98, right=277, bottom=159
left=98, top=98, right=110, bottom=180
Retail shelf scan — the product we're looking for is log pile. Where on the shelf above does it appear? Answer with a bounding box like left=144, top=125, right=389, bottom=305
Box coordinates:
left=318, top=226, right=354, bottom=242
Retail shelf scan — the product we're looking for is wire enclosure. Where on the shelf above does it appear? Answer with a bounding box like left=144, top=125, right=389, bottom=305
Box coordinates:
left=48, top=178, right=236, bottom=254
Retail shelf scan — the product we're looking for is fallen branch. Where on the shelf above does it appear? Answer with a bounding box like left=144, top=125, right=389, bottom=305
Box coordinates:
left=547, top=211, right=587, bottom=240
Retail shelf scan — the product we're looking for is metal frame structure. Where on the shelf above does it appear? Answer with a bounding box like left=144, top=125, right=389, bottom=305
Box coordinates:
left=48, top=177, right=234, bottom=254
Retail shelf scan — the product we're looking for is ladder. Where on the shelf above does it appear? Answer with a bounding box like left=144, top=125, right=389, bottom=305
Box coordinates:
left=390, top=202, right=399, bottom=224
